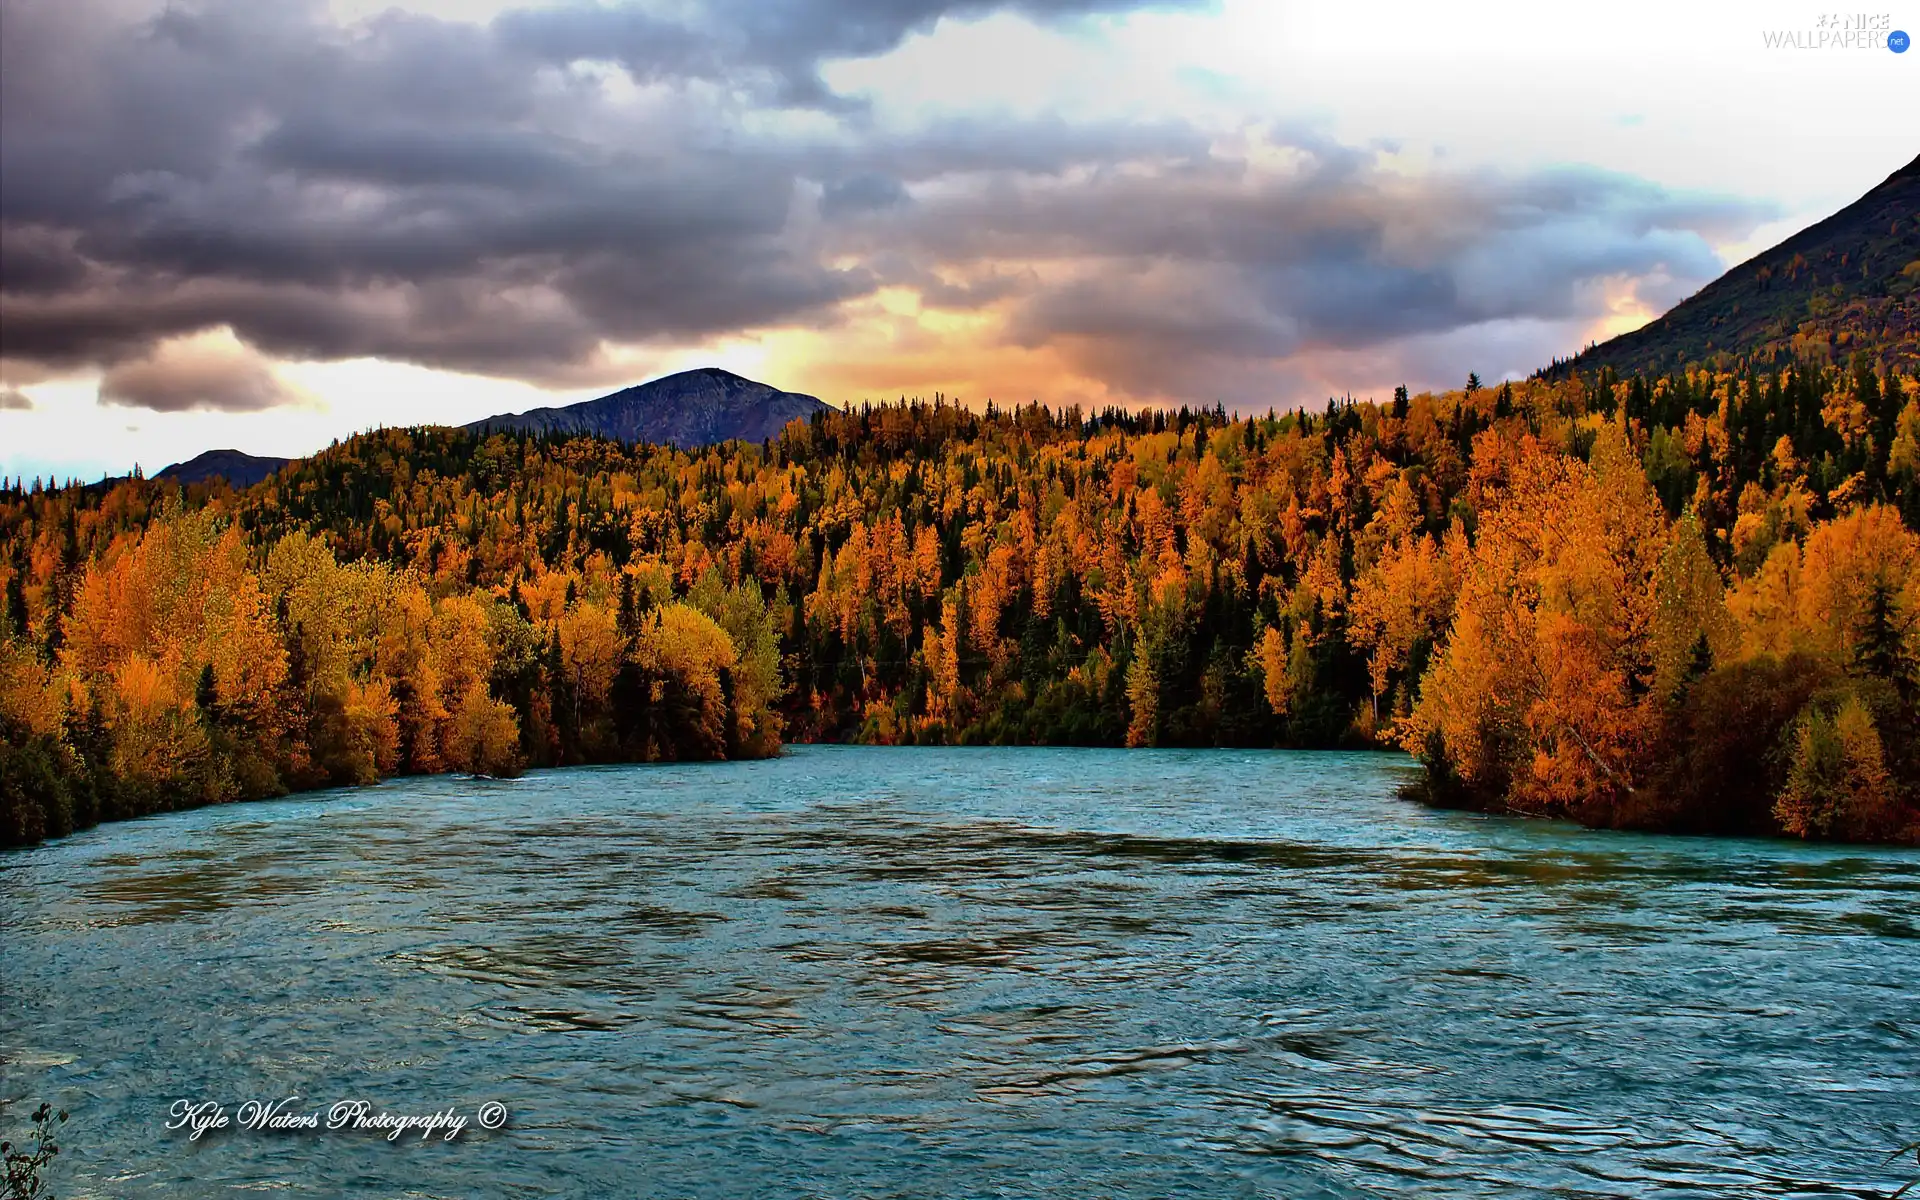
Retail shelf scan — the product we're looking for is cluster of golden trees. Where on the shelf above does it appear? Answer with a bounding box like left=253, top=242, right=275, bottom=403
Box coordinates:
left=1409, top=426, right=1916, bottom=839
left=0, top=503, right=782, bottom=844
left=3, top=359, right=1916, bottom=845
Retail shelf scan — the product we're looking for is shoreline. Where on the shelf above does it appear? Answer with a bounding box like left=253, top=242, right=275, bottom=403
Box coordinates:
left=9, top=742, right=1915, bottom=852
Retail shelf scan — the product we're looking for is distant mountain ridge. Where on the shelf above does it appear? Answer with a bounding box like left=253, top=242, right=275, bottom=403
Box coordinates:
left=465, top=367, right=830, bottom=447
left=1555, top=154, right=1920, bottom=378
left=140, top=369, right=825, bottom=489
left=154, top=449, right=291, bottom=488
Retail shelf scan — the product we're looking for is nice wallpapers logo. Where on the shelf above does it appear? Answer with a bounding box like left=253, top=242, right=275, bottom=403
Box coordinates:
left=1762, top=12, right=1910, bottom=49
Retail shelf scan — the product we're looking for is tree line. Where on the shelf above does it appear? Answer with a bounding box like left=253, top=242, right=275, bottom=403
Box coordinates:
left=3, top=357, right=1916, bottom=846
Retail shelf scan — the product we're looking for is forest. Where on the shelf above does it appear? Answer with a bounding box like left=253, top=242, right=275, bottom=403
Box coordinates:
left=3, top=357, right=1917, bottom=847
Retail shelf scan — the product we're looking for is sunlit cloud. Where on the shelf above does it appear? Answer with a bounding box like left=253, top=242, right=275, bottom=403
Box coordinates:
left=97, top=328, right=314, bottom=413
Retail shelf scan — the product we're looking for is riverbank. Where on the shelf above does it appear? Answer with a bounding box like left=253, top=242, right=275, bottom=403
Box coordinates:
left=9, top=724, right=1919, bottom=853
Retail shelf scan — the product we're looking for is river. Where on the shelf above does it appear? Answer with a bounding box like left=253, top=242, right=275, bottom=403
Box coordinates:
left=2, top=746, right=1916, bottom=1197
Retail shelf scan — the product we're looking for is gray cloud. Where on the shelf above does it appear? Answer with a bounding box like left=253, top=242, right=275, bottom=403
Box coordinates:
left=0, top=387, right=32, bottom=411
left=0, top=0, right=1774, bottom=407
left=861, top=158, right=1764, bottom=402
left=494, top=0, right=1212, bottom=106
left=821, top=173, right=912, bottom=220
left=98, top=339, right=297, bottom=412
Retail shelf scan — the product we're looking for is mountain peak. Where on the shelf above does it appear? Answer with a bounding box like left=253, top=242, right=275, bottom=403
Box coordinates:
left=154, top=448, right=291, bottom=488
left=467, top=369, right=830, bottom=448
left=1559, top=153, right=1920, bottom=378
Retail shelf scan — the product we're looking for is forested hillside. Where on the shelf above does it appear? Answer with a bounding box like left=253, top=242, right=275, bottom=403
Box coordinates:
left=1553, top=155, right=1920, bottom=378
left=4, top=359, right=1918, bottom=846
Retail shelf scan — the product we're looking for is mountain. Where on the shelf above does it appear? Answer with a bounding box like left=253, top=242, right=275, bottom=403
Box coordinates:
left=140, top=369, right=819, bottom=492
left=1555, top=154, right=1920, bottom=378
left=466, top=368, right=831, bottom=447
left=154, top=449, right=291, bottom=488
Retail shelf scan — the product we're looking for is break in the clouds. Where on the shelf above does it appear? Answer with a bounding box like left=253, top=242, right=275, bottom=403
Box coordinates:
left=0, top=0, right=1796, bottom=447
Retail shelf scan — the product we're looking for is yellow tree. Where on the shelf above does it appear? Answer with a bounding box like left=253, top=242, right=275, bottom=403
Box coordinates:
left=1775, top=694, right=1898, bottom=840
left=1407, top=423, right=1672, bottom=814
left=1648, top=512, right=1738, bottom=702
left=442, top=682, right=523, bottom=777
left=1349, top=526, right=1457, bottom=730
left=1728, top=504, right=1920, bottom=662
left=557, top=599, right=626, bottom=736
left=688, top=572, right=786, bottom=757
left=629, top=603, right=738, bottom=759
left=1252, top=625, right=1289, bottom=718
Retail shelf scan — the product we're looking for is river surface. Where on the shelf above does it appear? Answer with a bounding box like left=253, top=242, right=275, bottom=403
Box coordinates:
left=2, top=747, right=1917, bottom=1198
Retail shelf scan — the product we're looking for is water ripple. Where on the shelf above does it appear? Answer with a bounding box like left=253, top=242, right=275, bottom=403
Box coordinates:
left=3, top=746, right=1917, bottom=1198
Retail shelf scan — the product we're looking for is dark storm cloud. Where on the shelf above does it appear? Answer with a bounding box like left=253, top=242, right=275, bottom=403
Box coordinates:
left=0, top=0, right=1217, bottom=388
left=0, top=0, right=1772, bottom=405
left=0, top=226, right=93, bottom=296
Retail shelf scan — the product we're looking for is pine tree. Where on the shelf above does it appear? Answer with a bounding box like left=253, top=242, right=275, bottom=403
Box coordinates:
left=196, top=664, right=219, bottom=715
left=1853, top=581, right=1915, bottom=699
left=3, top=572, right=26, bottom=642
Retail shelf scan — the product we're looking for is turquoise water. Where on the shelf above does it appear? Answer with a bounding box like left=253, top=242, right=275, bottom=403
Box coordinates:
left=2, top=746, right=1916, bottom=1198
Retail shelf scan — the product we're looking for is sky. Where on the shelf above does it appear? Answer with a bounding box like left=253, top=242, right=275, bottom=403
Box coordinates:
left=0, top=0, right=1914, bottom=481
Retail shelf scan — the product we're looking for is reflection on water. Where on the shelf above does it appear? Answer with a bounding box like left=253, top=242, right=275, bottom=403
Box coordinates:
left=3, top=747, right=1917, bottom=1198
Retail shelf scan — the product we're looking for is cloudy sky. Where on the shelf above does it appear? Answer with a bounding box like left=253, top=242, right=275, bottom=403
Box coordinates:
left=1, top=0, right=1913, bottom=481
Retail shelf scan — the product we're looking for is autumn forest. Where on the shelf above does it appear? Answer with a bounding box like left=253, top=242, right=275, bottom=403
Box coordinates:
left=3, top=359, right=1918, bottom=847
